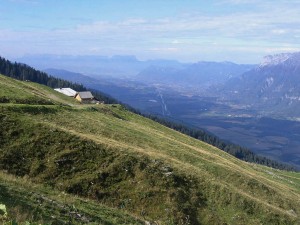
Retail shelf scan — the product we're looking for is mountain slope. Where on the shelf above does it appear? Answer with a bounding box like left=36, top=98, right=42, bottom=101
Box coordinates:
left=222, top=52, right=300, bottom=117
left=0, top=74, right=299, bottom=224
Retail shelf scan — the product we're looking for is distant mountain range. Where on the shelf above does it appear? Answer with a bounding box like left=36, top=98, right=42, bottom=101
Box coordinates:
left=17, top=54, right=184, bottom=77
left=220, top=52, right=300, bottom=117
left=17, top=54, right=256, bottom=86
left=136, top=61, right=254, bottom=88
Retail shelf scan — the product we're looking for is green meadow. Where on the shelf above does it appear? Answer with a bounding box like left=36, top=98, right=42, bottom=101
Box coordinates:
left=0, top=74, right=299, bottom=224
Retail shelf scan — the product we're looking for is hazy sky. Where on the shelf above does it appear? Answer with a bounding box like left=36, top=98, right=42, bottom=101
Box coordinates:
left=1, top=0, right=300, bottom=63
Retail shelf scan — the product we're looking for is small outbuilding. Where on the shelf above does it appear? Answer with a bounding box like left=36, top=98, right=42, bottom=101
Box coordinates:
left=54, top=88, right=77, bottom=97
left=75, top=91, right=94, bottom=103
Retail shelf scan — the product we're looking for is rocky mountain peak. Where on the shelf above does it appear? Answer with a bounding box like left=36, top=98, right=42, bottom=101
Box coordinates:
left=259, top=52, right=300, bottom=68
left=260, top=53, right=292, bottom=67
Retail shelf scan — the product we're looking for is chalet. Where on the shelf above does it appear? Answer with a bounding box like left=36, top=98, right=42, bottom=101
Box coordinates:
left=54, top=88, right=77, bottom=97
left=75, top=91, right=94, bottom=103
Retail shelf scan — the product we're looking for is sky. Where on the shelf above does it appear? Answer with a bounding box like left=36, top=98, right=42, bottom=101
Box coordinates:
left=1, top=0, right=300, bottom=63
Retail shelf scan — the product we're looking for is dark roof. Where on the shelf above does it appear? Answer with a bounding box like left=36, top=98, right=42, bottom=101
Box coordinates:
left=78, top=91, right=94, bottom=99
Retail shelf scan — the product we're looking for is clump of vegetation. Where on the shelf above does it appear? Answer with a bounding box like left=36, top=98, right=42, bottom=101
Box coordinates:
left=0, top=173, right=143, bottom=224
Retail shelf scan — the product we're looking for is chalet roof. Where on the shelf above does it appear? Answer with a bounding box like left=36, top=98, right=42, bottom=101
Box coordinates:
left=54, top=88, right=77, bottom=97
left=77, top=91, right=94, bottom=99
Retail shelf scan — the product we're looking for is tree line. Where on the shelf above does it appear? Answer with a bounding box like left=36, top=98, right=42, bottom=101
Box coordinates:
left=0, top=56, right=296, bottom=171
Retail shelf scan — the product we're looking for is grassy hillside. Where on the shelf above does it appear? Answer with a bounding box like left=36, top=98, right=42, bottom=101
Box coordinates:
left=0, top=74, right=299, bottom=224
left=0, top=74, right=79, bottom=106
left=0, top=171, right=142, bottom=224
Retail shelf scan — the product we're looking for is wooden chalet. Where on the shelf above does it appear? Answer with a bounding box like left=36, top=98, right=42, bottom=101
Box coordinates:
left=75, top=91, right=94, bottom=103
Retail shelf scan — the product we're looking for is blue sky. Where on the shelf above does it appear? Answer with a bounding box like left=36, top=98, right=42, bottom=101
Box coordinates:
left=1, top=0, right=300, bottom=63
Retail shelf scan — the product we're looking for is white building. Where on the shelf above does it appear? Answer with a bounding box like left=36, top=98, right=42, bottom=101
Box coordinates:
left=54, top=88, right=77, bottom=97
